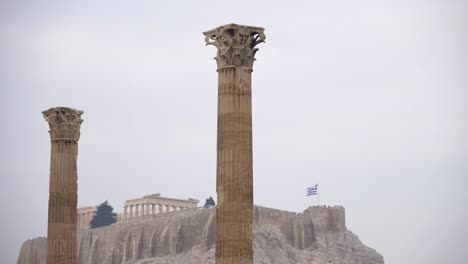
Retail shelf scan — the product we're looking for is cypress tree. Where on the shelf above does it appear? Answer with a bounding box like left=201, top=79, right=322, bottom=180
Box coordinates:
left=204, top=196, right=216, bottom=208
left=89, top=200, right=117, bottom=228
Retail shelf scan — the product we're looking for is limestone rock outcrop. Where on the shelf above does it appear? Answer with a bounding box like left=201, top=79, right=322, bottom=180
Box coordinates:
left=17, top=206, right=384, bottom=264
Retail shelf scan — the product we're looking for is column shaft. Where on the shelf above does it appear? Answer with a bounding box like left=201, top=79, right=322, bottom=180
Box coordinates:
left=204, top=23, right=265, bottom=264
left=47, top=141, right=78, bottom=264
left=216, top=67, right=254, bottom=264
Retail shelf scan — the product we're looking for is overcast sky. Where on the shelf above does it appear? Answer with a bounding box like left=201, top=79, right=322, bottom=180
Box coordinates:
left=1, top=1, right=467, bottom=263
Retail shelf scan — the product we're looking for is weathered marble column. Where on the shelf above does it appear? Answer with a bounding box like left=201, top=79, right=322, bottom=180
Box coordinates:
left=123, top=206, right=128, bottom=220
left=129, top=205, right=134, bottom=218
left=43, top=107, right=83, bottom=264
left=204, top=23, right=265, bottom=264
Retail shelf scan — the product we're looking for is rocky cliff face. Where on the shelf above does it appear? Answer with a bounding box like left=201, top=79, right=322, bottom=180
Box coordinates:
left=17, top=206, right=384, bottom=264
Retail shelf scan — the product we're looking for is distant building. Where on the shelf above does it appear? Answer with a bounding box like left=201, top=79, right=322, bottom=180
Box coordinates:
left=77, top=206, right=96, bottom=229
left=78, top=193, right=199, bottom=229
left=120, top=193, right=199, bottom=223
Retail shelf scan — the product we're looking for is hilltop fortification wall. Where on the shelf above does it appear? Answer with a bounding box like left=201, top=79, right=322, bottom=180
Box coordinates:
left=17, top=206, right=383, bottom=264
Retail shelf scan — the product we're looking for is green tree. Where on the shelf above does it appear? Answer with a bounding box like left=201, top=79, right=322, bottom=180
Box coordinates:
left=204, top=196, right=216, bottom=208
left=89, top=200, right=117, bottom=229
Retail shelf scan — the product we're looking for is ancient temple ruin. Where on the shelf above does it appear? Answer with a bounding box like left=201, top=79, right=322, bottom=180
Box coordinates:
left=43, top=107, right=83, bottom=264
left=204, top=23, right=265, bottom=264
left=40, top=23, right=266, bottom=264
left=77, top=193, right=199, bottom=229
left=77, top=207, right=96, bottom=230
left=120, top=193, right=199, bottom=223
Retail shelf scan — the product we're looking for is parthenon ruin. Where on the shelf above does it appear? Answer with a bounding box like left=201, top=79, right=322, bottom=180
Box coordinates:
left=77, top=193, right=199, bottom=228
left=121, top=193, right=199, bottom=222
left=77, top=207, right=96, bottom=230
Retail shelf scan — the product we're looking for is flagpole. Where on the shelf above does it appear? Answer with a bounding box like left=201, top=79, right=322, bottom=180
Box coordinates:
left=318, top=187, right=320, bottom=206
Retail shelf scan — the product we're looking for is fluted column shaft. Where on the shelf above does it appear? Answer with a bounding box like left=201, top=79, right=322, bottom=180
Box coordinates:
left=47, top=140, right=78, bottom=264
left=204, top=23, right=265, bottom=264
left=216, top=67, right=253, bottom=264
left=43, top=107, right=83, bottom=264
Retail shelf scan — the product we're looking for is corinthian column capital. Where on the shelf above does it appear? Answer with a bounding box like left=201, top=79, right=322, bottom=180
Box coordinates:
left=203, top=23, right=266, bottom=70
left=43, top=107, right=84, bottom=141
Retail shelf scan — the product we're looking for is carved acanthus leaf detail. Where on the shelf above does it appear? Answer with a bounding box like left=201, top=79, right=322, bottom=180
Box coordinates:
left=43, top=107, right=84, bottom=141
left=203, top=23, right=266, bottom=69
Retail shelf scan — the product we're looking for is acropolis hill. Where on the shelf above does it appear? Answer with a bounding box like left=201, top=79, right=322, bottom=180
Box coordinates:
left=17, top=205, right=384, bottom=264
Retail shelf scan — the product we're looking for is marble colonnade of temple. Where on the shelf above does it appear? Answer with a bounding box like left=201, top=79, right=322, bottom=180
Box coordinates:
left=77, top=207, right=96, bottom=229
left=120, top=193, right=199, bottom=222
left=77, top=194, right=200, bottom=227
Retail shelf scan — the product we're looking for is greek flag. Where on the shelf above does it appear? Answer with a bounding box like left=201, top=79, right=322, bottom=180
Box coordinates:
left=307, top=184, right=318, bottom=196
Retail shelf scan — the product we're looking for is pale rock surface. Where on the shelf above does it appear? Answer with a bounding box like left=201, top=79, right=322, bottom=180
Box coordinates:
left=17, top=206, right=384, bottom=264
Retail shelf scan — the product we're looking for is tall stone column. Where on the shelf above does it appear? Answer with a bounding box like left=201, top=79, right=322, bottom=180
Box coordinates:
left=43, top=107, right=83, bottom=264
left=204, top=24, right=265, bottom=264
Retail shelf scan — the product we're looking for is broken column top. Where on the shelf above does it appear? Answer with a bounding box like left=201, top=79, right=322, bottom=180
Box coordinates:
left=43, top=107, right=84, bottom=142
left=203, top=23, right=266, bottom=70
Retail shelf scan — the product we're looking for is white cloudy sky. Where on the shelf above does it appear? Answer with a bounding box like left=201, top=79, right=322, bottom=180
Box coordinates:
left=1, top=1, right=466, bottom=263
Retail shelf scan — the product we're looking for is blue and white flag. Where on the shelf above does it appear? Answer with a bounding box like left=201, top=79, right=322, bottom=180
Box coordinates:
left=307, top=184, right=318, bottom=196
